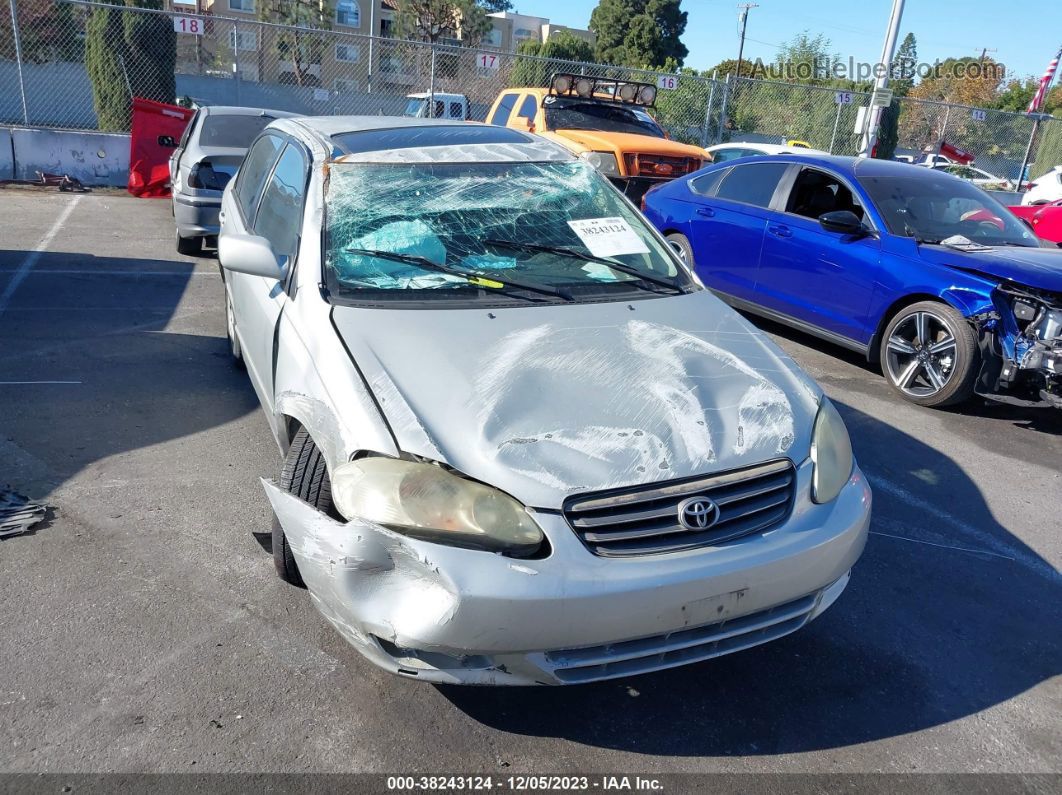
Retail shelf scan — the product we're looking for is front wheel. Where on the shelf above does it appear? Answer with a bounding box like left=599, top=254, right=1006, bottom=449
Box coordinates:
left=225, top=287, right=244, bottom=369
left=879, top=301, right=979, bottom=407
left=272, top=429, right=336, bottom=587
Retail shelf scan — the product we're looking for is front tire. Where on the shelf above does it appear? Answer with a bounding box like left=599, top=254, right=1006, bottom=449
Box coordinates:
left=225, top=287, right=244, bottom=369
left=272, top=429, right=336, bottom=587
left=879, top=301, right=979, bottom=407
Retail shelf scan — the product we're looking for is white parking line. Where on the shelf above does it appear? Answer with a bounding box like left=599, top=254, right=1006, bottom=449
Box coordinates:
left=0, top=194, right=83, bottom=316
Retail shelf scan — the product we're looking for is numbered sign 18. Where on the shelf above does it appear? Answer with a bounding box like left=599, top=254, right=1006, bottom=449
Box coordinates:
left=173, top=16, right=203, bottom=35
left=476, top=53, right=500, bottom=71
left=834, top=91, right=854, bottom=105
left=656, top=75, right=678, bottom=91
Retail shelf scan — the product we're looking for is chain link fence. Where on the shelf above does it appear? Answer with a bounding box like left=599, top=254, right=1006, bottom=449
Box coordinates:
left=3, top=0, right=1061, bottom=184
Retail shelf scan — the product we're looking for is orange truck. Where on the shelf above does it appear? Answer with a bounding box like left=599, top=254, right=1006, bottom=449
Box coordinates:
left=485, top=73, right=711, bottom=203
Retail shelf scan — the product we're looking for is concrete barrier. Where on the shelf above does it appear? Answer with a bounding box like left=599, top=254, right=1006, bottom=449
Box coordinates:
left=0, top=127, right=13, bottom=180
left=2, top=126, right=129, bottom=187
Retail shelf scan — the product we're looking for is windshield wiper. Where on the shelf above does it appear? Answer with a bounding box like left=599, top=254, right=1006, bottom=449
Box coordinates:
left=483, top=239, right=687, bottom=295
left=345, top=248, right=574, bottom=302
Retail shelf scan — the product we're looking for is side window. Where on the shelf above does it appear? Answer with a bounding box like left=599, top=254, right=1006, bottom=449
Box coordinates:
left=688, top=168, right=728, bottom=197
left=715, top=163, right=789, bottom=208
left=233, top=134, right=282, bottom=221
left=490, top=93, right=519, bottom=126
left=711, top=148, right=752, bottom=163
left=786, top=168, right=863, bottom=221
left=433, top=100, right=444, bottom=118
left=253, top=143, right=308, bottom=260
left=517, top=95, right=537, bottom=121
left=449, top=102, right=463, bottom=119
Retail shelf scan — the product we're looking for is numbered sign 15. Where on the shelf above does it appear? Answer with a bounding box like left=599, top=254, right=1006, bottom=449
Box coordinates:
left=835, top=91, right=854, bottom=105
left=173, top=16, right=203, bottom=35
left=656, top=75, right=678, bottom=91
left=476, top=53, right=500, bottom=71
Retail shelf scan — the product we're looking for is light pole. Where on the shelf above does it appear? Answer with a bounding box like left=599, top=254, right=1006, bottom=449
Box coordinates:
left=860, top=0, right=905, bottom=157
left=735, top=4, right=758, bottom=78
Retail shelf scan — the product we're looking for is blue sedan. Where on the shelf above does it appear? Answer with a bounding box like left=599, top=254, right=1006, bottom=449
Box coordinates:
left=642, top=155, right=1062, bottom=409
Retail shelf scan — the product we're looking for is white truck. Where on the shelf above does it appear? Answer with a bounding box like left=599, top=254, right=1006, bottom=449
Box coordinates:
left=403, top=92, right=469, bottom=120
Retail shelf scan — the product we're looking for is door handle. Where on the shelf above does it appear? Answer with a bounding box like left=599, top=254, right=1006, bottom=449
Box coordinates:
left=696, top=206, right=715, bottom=217
left=768, top=224, right=792, bottom=238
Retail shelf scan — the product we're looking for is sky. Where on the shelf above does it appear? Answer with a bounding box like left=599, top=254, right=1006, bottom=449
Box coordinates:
left=512, top=0, right=1062, bottom=83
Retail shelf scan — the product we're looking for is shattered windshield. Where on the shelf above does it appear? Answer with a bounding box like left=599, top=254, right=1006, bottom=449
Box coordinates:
left=862, top=172, right=1039, bottom=247
left=542, top=98, right=666, bottom=138
left=324, top=160, right=691, bottom=305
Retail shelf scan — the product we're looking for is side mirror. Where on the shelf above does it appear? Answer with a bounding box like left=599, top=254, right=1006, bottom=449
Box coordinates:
left=158, top=135, right=178, bottom=148
left=219, top=233, right=288, bottom=280
left=519, top=116, right=535, bottom=133
left=819, top=210, right=868, bottom=237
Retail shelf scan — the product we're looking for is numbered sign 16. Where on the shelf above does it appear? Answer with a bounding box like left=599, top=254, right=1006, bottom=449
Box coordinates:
left=173, top=16, right=203, bottom=35
left=476, top=53, right=500, bottom=72
left=656, top=75, right=678, bottom=91
left=834, top=91, right=854, bottom=105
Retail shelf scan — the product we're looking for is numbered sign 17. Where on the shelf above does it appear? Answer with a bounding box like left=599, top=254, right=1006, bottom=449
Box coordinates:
left=476, top=53, right=500, bottom=72
left=173, top=16, right=203, bottom=35
left=656, top=75, right=678, bottom=91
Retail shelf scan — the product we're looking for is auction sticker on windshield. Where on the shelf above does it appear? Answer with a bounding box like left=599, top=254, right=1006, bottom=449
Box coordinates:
left=567, top=217, right=650, bottom=258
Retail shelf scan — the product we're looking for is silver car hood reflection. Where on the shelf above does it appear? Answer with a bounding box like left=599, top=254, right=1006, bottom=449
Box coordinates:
left=331, top=291, right=822, bottom=508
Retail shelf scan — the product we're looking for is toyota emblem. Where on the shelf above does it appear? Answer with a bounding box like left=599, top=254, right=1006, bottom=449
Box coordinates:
left=677, top=496, right=719, bottom=531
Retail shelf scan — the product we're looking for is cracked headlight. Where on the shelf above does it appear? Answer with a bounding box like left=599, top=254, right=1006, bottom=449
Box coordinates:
left=810, top=398, right=853, bottom=504
left=331, top=458, right=544, bottom=555
left=579, top=151, right=621, bottom=177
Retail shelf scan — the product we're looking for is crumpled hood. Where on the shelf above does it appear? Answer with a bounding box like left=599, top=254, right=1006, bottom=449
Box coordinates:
left=547, top=129, right=708, bottom=161
left=918, top=244, right=1062, bottom=292
left=331, top=292, right=821, bottom=509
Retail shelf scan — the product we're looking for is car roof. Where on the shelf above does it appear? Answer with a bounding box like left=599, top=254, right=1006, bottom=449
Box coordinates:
left=714, top=153, right=953, bottom=180
left=199, top=105, right=298, bottom=118
left=279, top=117, right=576, bottom=164
left=708, top=142, right=828, bottom=155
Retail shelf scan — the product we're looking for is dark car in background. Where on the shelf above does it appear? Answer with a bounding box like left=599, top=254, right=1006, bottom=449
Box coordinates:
left=642, top=155, right=1062, bottom=410
left=169, top=105, right=296, bottom=255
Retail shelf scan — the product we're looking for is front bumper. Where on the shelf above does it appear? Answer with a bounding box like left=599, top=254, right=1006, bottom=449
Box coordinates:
left=173, top=192, right=221, bottom=238
left=608, top=176, right=668, bottom=204
left=263, top=459, right=871, bottom=685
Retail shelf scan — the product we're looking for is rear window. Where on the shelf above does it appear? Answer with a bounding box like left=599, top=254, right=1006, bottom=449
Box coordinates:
left=715, top=162, right=789, bottom=208
left=331, top=125, right=533, bottom=154
left=198, top=114, right=276, bottom=148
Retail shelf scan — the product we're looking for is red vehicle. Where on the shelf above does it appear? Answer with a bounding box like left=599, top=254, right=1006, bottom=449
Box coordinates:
left=1010, top=199, right=1062, bottom=244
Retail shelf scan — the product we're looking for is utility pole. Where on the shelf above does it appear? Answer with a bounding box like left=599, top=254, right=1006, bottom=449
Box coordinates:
left=859, top=0, right=905, bottom=157
left=978, top=48, right=998, bottom=62
left=735, top=4, right=758, bottom=79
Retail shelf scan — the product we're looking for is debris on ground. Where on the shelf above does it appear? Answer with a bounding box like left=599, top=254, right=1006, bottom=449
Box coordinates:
left=0, top=490, right=47, bottom=539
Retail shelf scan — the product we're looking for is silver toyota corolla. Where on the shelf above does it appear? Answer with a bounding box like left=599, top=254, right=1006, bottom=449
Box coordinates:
left=218, top=116, right=871, bottom=686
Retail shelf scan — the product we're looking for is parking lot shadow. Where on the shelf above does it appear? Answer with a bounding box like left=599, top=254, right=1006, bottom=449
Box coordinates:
left=439, top=401, right=1061, bottom=756
left=0, top=250, right=258, bottom=497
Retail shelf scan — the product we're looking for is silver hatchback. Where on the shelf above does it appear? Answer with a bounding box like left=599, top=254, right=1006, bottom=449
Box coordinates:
left=218, top=117, right=871, bottom=685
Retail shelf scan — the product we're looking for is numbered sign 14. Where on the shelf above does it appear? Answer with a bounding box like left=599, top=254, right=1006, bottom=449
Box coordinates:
left=656, top=75, right=678, bottom=91
left=476, top=53, right=500, bottom=71
left=173, top=16, right=203, bottom=35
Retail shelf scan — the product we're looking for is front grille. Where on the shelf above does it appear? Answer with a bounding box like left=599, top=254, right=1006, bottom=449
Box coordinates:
left=623, top=153, right=703, bottom=179
left=563, top=459, right=795, bottom=557
left=546, top=592, right=818, bottom=683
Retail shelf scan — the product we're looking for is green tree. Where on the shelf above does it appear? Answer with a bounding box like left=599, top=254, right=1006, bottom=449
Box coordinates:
left=774, top=31, right=835, bottom=84
left=705, top=58, right=755, bottom=78
left=257, top=0, right=333, bottom=87
left=877, top=32, right=917, bottom=160
left=394, top=0, right=491, bottom=45
left=589, top=0, right=687, bottom=68
left=85, top=0, right=175, bottom=132
left=508, top=31, right=596, bottom=87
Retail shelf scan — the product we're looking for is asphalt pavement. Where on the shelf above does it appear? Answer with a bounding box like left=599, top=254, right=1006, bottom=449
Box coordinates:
left=0, top=189, right=1059, bottom=777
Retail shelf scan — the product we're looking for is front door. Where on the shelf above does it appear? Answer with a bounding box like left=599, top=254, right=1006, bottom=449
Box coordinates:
left=755, top=166, right=881, bottom=345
